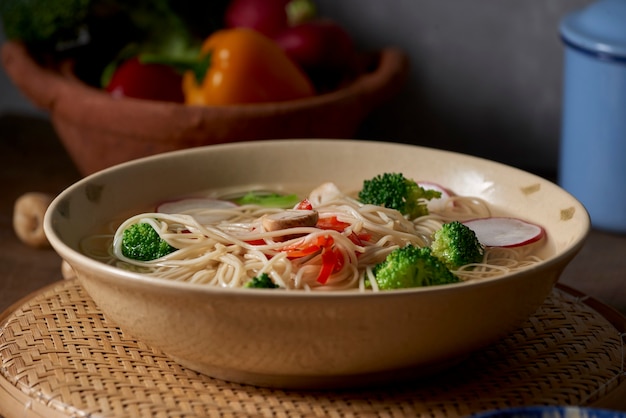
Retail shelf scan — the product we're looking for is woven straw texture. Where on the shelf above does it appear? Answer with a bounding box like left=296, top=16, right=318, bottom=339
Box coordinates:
left=0, top=279, right=625, bottom=418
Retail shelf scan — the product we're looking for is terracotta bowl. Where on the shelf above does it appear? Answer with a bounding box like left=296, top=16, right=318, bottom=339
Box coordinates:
left=43, top=139, right=590, bottom=389
left=1, top=41, right=409, bottom=176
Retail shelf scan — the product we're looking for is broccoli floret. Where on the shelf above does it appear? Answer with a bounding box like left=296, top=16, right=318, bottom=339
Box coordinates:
left=373, top=244, right=459, bottom=290
left=233, top=191, right=301, bottom=209
left=358, top=173, right=441, bottom=219
left=430, top=221, right=485, bottom=270
left=121, top=222, right=177, bottom=261
left=244, top=273, right=279, bottom=289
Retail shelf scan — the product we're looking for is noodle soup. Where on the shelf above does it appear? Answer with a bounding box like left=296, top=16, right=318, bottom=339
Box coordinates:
left=81, top=180, right=546, bottom=291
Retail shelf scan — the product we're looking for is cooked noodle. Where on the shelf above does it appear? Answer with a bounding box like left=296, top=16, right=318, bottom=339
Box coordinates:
left=81, top=182, right=544, bottom=291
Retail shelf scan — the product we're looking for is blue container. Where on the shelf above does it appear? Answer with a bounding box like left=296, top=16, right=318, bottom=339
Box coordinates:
left=559, top=0, right=626, bottom=233
left=471, top=405, right=626, bottom=418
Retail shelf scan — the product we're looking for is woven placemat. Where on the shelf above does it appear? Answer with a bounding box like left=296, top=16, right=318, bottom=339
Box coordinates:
left=0, top=279, right=625, bottom=418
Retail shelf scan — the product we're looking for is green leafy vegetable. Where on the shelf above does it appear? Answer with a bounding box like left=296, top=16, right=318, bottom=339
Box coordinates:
left=430, top=221, right=484, bottom=270
left=121, top=222, right=177, bottom=261
left=373, top=244, right=459, bottom=290
left=245, top=273, right=280, bottom=289
left=358, top=173, right=441, bottom=219
left=233, top=191, right=301, bottom=209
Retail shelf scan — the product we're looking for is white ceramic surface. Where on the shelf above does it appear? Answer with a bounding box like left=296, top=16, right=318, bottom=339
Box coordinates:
left=44, top=139, right=590, bottom=389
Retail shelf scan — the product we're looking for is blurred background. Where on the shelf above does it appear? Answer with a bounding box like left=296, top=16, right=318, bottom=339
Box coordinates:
left=0, top=0, right=592, bottom=177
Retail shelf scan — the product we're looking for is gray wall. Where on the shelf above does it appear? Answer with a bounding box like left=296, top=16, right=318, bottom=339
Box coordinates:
left=0, top=0, right=593, bottom=175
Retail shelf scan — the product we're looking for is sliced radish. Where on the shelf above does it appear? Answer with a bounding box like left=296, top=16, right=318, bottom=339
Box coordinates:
left=462, top=217, right=545, bottom=248
left=157, top=198, right=237, bottom=213
left=308, top=182, right=343, bottom=207
left=418, top=181, right=453, bottom=212
left=157, top=198, right=238, bottom=224
left=418, top=181, right=453, bottom=196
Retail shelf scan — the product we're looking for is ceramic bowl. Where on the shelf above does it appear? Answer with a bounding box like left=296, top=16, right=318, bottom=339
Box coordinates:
left=2, top=41, right=409, bottom=176
left=43, top=139, right=590, bottom=389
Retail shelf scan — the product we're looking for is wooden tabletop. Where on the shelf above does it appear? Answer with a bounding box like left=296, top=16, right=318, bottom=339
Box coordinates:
left=1, top=112, right=626, bottom=318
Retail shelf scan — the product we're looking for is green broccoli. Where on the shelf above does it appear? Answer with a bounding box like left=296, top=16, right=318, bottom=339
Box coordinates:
left=121, top=222, right=177, bottom=261
left=358, top=173, right=441, bottom=219
left=373, top=244, right=459, bottom=290
left=430, top=221, right=485, bottom=270
left=244, top=273, right=279, bottom=289
left=233, top=191, right=301, bottom=209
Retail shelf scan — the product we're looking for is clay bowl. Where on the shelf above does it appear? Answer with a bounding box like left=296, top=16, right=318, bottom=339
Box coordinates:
left=43, top=139, right=590, bottom=389
left=1, top=41, right=409, bottom=176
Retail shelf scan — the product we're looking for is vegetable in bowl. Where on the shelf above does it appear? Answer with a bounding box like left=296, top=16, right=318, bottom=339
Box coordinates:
left=430, top=221, right=485, bottom=270
left=372, top=245, right=460, bottom=290
left=99, top=172, right=550, bottom=292
left=120, top=222, right=177, bottom=261
left=358, top=172, right=442, bottom=220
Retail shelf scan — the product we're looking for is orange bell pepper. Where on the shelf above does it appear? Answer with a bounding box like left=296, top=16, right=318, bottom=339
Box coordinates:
left=183, top=28, right=315, bottom=105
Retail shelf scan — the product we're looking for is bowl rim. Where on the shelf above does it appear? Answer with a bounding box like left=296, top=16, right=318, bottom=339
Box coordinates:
left=44, top=139, right=591, bottom=299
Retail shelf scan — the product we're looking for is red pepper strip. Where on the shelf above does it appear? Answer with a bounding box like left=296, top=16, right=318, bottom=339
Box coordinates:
left=317, top=248, right=336, bottom=284
left=245, top=239, right=267, bottom=246
left=316, top=216, right=372, bottom=245
left=357, top=233, right=372, bottom=241
left=317, top=246, right=344, bottom=284
left=283, top=235, right=330, bottom=258
left=347, top=232, right=363, bottom=246
left=295, top=198, right=313, bottom=210
left=316, top=216, right=350, bottom=232
left=285, top=245, right=322, bottom=258
left=320, top=235, right=334, bottom=248
left=279, top=234, right=343, bottom=284
left=332, top=248, right=344, bottom=271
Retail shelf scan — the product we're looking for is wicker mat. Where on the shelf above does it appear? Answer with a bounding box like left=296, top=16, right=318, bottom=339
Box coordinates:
left=0, top=279, right=625, bottom=418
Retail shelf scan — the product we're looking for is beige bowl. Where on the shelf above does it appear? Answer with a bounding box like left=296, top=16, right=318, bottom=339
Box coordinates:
left=43, top=139, right=589, bottom=389
left=2, top=41, right=409, bottom=176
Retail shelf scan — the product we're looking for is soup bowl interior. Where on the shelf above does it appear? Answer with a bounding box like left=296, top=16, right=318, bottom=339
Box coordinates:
left=44, top=139, right=590, bottom=389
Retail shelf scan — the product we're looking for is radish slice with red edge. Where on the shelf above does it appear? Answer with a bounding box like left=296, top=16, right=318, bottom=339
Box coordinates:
left=418, top=181, right=453, bottom=212
left=418, top=181, right=453, bottom=197
left=462, top=217, right=545, bottom=248
left=157, top=198, right=238, bottom=224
